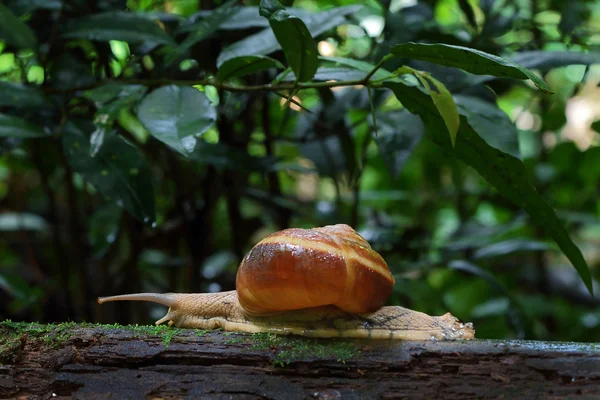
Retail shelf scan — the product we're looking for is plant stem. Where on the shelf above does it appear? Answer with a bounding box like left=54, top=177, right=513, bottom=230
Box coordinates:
left=43, top=70, right=388, bottom=95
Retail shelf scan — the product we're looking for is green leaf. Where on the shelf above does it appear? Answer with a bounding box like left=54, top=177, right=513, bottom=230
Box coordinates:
left=0, top=3, right=37, bottom=49
left=48, top=53, right=96, bottom=90
left=391, top=42, right=551, bottom=93
left=398, top=66, right=459, bottom=146
left=458, top=0, right=477, bottom=28
left=299, top=135, right=353, bottom=178
left=259, top=0, right=318, bottom=82
left=449, top=259, right=526, bottom=336
left=217, top=6, right=360, bottom=66
left=84, top=83, right=148, bottom=104
left=88, top=204, right=122, bottom=254
left=5, top=0, right=62, bottom=15
left=473, top=239, right=552, bottom=259
left=449, top=260, right=511, bottom=296
left=62, top=122, right=155, bottom=223
left=0, top=113, right=46, bottom=138
left=84, top=83, right=148, bottom=155
left=384, top=80, right=593, bottom=295
left=509, top=51, right=600, bottom=73
left=218, top=55, right=284, bottom=80
left=190, top=141, right=278, bottom=172
left=296, top=112, right=356, bottom=179
left=85, top=83, right=148, bottom=120
left=166, top=0, right=237, bottom=66
left=137, top=85, right=217, bottom=156
left=454, top=95, right=520, bottom=158
left=278, top=67, right=366, bottom=82
left=189, top=6, right=301, bottom=30
left=62, top=11, right=175, bottom=46
left=372, top=111, right=424, bottom=178
left=0, top=81, right=48, bottom=108
left=591, top=120, right=600, bottom=134
left=420, top=74, right=459, bottom=146
left=321, top=56, right=394, bottom=81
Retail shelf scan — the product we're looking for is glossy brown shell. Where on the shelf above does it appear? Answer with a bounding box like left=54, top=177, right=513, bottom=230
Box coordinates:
left=236, top=224, right=395, bottom=315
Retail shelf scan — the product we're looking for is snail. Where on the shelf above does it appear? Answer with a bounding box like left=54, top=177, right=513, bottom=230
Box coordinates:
left=98, top=224, right=474, bottom=340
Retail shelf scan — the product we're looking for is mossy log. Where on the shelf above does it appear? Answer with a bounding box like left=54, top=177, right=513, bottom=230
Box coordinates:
left=1, top=322, right=599, bottom=400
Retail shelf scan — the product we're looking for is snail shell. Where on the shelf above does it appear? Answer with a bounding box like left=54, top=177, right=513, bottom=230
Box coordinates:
left=236, top=224, right=395, bottom=315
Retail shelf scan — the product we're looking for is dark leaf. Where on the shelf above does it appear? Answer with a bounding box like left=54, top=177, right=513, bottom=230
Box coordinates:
left=217, top=6, right=360, bottom=66
left=591, top=120, right=600, bottom=134
left=454, top=95, right=520, bottom=158
left=373, top=111, right=424, bottom=178
left=0, top=3, right=37, bottom=49
left=321, top=56, right=395, bottom=81
left=450, top=259, right=527, bottom=337
left=473, top=239, right=553, bottom=259
left=62, top=11, right=175, bottom=46
left=541, top=101, right=566, bottom=132
left=48, top=53, right=96, bottom=90
left=0, top=81, right=48, bottom=108
left=137, top=85, right=217, bottom=156
left=62, top=122, right=155, bottom=223
left=190, top=141, right=278, bottom=172
left=299, top=135, right=351, bottom=177
left=5, top=0, right=62, bottom=15
left=481, top=13, right=514, bottom=38
left=189, top=6, right=319, bottom=30
left=458, top=0, right=477, bottom=28
left=558, top=1, right=586, bottom=37
left=509, top=51, right=600, bottom=73
left=479, top=0, right=496, bottom=15
left=88, top=203, right=122, bottom=254
left=470, top=298, right=509, bottom=318
left=278, top=67, right=366, bottom=82
left=259, top=0, right=318, bottom=82
left=398, top=66, right=459, bottom=145
left=391, top=42, right=550, bottom=93
left=218, top=55, right=284, bottom=80
left=384, top=80, right=593, bottom=295
left=166, top=0, right=237, bottom=66
left=445, top=217, right=528, bottom=251
left=84, top=83, right=148, bottom=104
left=449, top=260, right=508, bottom=294
left=85, top=83, right=148, bottom=120
left=0, top=113, right=46, bottom=138
left=85, top=84, right=148, bottom=155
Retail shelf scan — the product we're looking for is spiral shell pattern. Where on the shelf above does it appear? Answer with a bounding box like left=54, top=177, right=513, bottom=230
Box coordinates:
left=236, top=224, right=395, bottom=315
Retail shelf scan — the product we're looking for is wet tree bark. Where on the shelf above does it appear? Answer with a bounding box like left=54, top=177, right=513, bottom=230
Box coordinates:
left=0, top=324, right=599, bottom=400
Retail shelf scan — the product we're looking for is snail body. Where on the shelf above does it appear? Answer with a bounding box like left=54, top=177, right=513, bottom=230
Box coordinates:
left=98, top=224, right=474, bottom=341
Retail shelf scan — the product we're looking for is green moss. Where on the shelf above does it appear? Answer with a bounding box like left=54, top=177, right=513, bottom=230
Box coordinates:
left=0, top=320, right=184, bottom=354
left=0, top=320, right=82, bottom=364
left=0, top=334, right=23, bottom=364
left=0, top=320, right=77, bottom=350
left=0, top=321, right=357, bottom=365
left=240, top=332, right=358, bottom=367
left=121, top=324, right=182, bottom=347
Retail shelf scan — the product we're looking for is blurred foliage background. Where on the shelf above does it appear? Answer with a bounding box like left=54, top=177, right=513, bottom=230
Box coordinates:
left=1, top=0, right=600, bottom=342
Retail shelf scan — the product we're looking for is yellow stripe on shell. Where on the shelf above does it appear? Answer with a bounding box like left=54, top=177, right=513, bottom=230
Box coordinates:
left=257, top=235, right=392, bottom=281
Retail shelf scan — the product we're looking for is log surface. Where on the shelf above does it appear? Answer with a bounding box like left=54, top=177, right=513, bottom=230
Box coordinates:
left=1, top=324, right=599, bottom=400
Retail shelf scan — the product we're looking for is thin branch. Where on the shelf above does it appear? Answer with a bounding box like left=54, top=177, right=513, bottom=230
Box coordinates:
left=41, top=56, right=392, bottom=95
left=362, top=54, right=393, bottom=82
